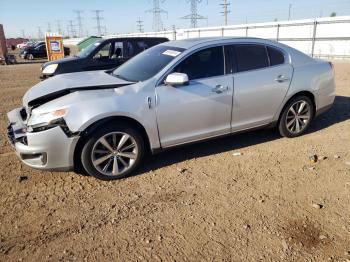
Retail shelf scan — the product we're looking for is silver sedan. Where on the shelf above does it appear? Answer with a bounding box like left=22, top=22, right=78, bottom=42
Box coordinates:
left=7, top=37, right=335, bottom=180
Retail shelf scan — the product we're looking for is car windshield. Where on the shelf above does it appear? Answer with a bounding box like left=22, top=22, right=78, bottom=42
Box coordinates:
left=112, top=45, right=185, bottom=82
left=76, top=40, right=103, bottom=58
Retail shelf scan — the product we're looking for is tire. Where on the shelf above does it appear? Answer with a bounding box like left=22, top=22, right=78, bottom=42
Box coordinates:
left=278, top=95, right=314, bottom=138
left=80, top=123, right=145, bottom=181
left=27, top=54, right=34, bottom=60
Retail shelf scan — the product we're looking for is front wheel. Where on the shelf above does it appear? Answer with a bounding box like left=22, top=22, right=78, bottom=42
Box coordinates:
left=278, top=96, right=314, bottom=138
left=81, top=124, right=145, bottom=180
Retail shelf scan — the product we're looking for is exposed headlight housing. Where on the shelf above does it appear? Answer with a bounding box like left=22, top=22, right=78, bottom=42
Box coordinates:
left=42, top=64, right=58, bottom=75
left=27, top=108, right=68, bottom=130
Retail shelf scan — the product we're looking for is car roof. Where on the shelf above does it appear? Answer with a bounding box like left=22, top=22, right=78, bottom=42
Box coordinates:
left=102, top=37, right=169, bottom=42
left=159, top=37, right=283, bottom=49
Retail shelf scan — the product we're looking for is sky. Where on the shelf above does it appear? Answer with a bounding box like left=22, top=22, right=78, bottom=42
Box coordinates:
left=1, top=0, right=350, bottom=38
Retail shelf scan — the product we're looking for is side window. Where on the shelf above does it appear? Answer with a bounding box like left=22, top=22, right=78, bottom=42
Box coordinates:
left=112, top=42, right=123, bottom=59
left=174, top=46, right=224, bottom=80
left=124, top=41, right=135, bottom=58
left=95, top=42, right=112, bottom=58
left=267, top=46, right=285, bottom=66
left=234, top=44, right=269, bottom=72
left=136, top=41, right=149, bottom=53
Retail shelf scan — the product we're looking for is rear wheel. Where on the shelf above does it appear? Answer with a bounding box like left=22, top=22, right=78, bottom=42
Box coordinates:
left=81, top=124, right=145, bottom=180
left=278, top=96, right=314, bottom=138
left=27, top=54, right=34, bottom=60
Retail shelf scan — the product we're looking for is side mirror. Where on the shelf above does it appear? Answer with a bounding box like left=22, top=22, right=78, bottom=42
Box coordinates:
left=165, top=73, right=189, bottom=87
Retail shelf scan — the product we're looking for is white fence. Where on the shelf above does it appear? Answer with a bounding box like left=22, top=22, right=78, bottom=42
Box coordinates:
left=107, top=16, right=350, bottom=59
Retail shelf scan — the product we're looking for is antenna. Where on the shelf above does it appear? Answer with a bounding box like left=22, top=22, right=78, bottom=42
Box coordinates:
left=220, top=0, right=230, bottom=26
left=182, top=0, right=207, bottom=28
left=73, top=10, right=84, bottom=37
left=92, top=10, right=104, bottom=36
left=136, top=17, right=144, bottom=32
left=146, top=0, right=167, bottom=32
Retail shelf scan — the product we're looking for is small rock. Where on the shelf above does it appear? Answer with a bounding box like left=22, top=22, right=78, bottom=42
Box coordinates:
left=312, top=203, right=324, bottom=209
left=157, top=235, right=162, bottom=241
left=319, top=235, right=327, bottom=240
left=334, top=155, right=341, bottom=159
left=344, top=251, right=350, bottom=256
left=243, top=224, right=250, bottom=230
left=233, top=152, right=242, bottom=156
left=308, top=166, right=315, bottom=171
left=281, top=239, right=289, bottom=251
left=319, top=156, right=327, bottom=160
left=176, top=167, right=187, bottom=173
left=145, top=239, right=151, bottom=244
left=19, top=176, right=28, bottom=182
left=309, top=154, right=318, bottom=163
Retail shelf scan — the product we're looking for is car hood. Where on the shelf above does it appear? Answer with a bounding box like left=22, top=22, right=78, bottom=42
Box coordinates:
left=23, top=70, right=134, bottom=107
left=42, top=56, right=79, bottom=68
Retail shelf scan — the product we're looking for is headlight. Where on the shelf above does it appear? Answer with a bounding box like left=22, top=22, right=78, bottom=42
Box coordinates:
left=27, top=108, right=68, bottom=129
left=42, top=64, right=58, bottom=74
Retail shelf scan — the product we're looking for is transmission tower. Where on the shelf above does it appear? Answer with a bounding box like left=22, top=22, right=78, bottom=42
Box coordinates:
left=73, top=10, right=84, bottom=37
left=146, top=0, right=167, bottom=32
left=220, top=0, right=230, bottom=26
left=47, top=22, right=52, bottom=33
left=56, top=20, right=62, bottom=35
left=182, top=0, right=207, bottom=28
left=136, top=17, right=144, bottom=32
left=68, top=20, right=77, bottom=37
left=37, top=26, right=43, bottom=39
left=92, top=10, right=104, bottom=36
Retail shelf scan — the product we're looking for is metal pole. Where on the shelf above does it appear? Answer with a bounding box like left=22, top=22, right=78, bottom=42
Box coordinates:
left=288, top=4, right=292, bottom=21
left=311, top=20, right=318, bottom=57
left=276, top=24, right=280, bottom=41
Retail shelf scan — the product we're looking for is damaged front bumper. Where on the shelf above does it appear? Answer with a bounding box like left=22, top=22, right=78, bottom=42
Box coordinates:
left=7, top=108, right=79, bottom=171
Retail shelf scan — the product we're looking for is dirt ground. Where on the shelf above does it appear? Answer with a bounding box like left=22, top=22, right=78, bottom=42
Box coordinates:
left=0, top=58, right=349, bottom=262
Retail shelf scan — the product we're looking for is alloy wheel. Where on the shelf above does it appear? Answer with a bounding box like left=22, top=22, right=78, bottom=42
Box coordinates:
left=91, top=132, right=138, bottom=177
left=285, top=100, right=311, bottom=134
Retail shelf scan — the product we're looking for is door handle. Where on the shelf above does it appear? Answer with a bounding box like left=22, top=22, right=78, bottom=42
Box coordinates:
left=212, top=85, right=228, bottom=94
left=275, top=75, right=290, bottom=83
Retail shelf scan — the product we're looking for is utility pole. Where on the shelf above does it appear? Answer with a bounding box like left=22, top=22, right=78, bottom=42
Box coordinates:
left=220, top=0, right=230, bottom=26
left=92, top=10, right=104, bottom=36
left=182, top=0, right=207, bottom=28
left=136, top=17, right=144, bottom=33
left=56, top=20, right=62, bottom=35
left=146, top=0, right=167, bottom=32
left=73, top=10, right=84, bottom=37
left=288, top=4, right=292, bottom=21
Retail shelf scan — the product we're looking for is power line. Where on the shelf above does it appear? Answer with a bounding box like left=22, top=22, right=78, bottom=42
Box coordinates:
left=182, top=0, right=207, bottom=28
left=136, top=17, right=144, bottom=33
left=146, top=0, right=167, bottom=32
left=220, top=0, right=230, bottom=26
left=73, top=10, right=84, bottom=37
left=92, top=10, right=104, bottom=36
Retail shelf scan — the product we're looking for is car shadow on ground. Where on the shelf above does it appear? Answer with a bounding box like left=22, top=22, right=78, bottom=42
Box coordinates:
left=15, top=60, right=46, bottom=65
left=136, top=95, right=350, bottom=176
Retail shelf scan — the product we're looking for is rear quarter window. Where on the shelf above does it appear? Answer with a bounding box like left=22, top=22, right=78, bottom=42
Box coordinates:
left=267, top=46, right=285, bottom=66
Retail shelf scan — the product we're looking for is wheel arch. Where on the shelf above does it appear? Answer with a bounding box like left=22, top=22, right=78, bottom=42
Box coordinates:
left=278, top=90, right=316, bottom=124
left=73, top=116, right=152, bottom=173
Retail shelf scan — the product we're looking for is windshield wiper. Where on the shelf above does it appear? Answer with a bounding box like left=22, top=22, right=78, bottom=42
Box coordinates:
left=112, top=73, right=135, bottom=82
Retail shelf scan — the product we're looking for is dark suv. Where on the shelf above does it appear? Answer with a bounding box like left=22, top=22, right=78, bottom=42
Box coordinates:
left=41, top=37, right=169, bottom=78
left=21, top=42, right=70, bottom=60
